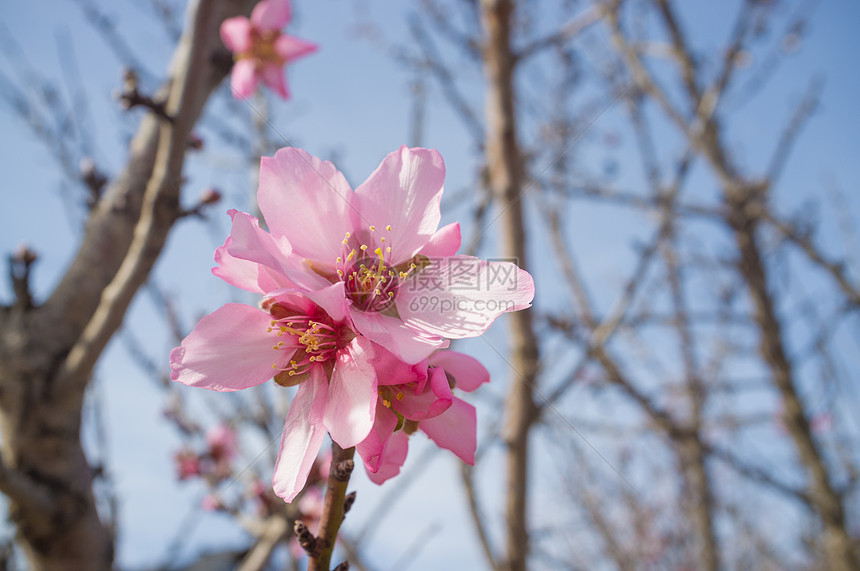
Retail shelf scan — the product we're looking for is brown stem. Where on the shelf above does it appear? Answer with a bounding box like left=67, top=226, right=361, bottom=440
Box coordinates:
left=308, top=443, right=355, bottom=571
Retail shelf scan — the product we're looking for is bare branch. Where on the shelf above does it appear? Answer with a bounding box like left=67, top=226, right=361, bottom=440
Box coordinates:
left=516, top=5, right=604, bottom=62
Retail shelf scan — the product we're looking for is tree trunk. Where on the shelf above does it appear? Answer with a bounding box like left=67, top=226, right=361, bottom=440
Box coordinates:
left=0, top=1, right=257, bottom=568
left=480, top=1, right=540, bottom=570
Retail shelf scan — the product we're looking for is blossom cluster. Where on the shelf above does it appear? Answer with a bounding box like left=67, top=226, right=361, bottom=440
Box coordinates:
left=170, top=145, right=534, bottom=501
left=173, top=423, right=238, bottom=483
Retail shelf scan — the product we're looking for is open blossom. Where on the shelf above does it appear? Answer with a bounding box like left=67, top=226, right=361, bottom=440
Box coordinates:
left=357, top=348, right=489, bottom=483
left=220, top=145, right=535, bottom=364
left=220, top=0, right=316, bottom=99
left=170, top=288, right=378, bottom=501
left=171, top=144, right=534, bottom=502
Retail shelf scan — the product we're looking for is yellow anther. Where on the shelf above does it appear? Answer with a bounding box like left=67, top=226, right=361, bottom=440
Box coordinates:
left=386, top=224, right=392, bottom=231
left=388, top=292, right=394, bottom=297
left=347, top=250, right=356, bottom=261
left=337, top=257, right=342, bottom=263
left=396, top=392, right=405, bottom=401
left=288, top=371, right=296, bottom=376
left=270, top=320, right=276, bottom=326
left=360, top=244, right=368, bottom=251
left=272, top=364, right=277, bottom=369
left=267, top=327, right=273, bottom=332
left=370, top=225, right=376, bottom=231
left=345, top=232, right=351, bottom=238
left=399, top=271, right=408, bottom=279
left=386, top=247, right=392, bottom=253
left=410, top=263, right=417, bottom=269
left=380, top=236, right=386, bottom=242
left=337, top=269, right=344, bottom=276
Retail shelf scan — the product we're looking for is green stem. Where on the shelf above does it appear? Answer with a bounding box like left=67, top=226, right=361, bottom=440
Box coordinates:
left=307, top=443, right=355, bottom=571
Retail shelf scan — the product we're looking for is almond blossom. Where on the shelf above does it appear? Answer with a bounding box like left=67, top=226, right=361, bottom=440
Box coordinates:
left=170, top=287, right=377, bottom=501
left=170, top=145, right=534, bottom=504
left=220, top=0, right=316, bottom=99
left=223, top=145, right=535, bottom=364
left=357, top=348, right=489, bottom=483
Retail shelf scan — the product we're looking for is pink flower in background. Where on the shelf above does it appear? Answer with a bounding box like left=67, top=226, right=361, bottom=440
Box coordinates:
left=220, top=0, right=316, bottom=99
left=170, top=288, right=378, bottom=502
left=290, top=486, right=324, bottom=557
left=206, top=423, right=238, bottom=461
left=206, top=423, right=238, bottom=479
left=357, top=348, right=489, bottom=484
left=174, top=449, right=202, bottom=480
left=201, top=494, right=224, bottom=511
left=223, top=145, right=534, bottom=364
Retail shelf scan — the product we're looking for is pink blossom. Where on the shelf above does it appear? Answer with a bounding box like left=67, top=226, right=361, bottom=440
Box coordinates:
left=206, top=423, right=238, bottom=462
left=170, top=288, right=378, bottom=502
left=206, top=423, right=238, bottom=479
left=356, top=349, right=489, bottom=484
left=201, top=494, right=224, bottom=511
left=220, top=0, right=316, bottom=99
left=174, top=449, right=202, bottom=480
left=171, top=145, right=534, bottom=500
left=222, top=146, right=535, bottom=364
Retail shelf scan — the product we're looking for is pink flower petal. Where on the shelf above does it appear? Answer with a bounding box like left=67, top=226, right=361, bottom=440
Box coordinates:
left=428, top=351, right=489, bottom=392
left=220, top=16, right=252, bottom=53
left=264, top=288, right=323, bottom=316
left=258, top=148, right=354, bottom=269
left=229, top=58, right=258, bottom=99
left=349, top=308, right=444, bottom=364
left=353, top=146, right=446, bottom=264
left=250, top=0, right=291, bottom=31
left=372, top=345, right=428, bottom=387
left=420, top=222, right=461, bottom=258
left=366, top=430, right=410, bottom=485
left=392, top=366, right=453, bottom=421
left=356, top=404, right=398, bottom=473
left=170, top=304, right=295, bottom=391
left=213, top=210, right=297, bottom=293
left=324, top=337, right=377, bottom=448
left=273, top=371, right=328, bottom=502
left=395, top=256, right=535, bottom=339
left=302, top=281, right=350, bottom=323
left=420, top=397, right=476, bottom=464
left=212, top=244, right=266, bottom=295
left=275, top=34, right=317, bottom=62
left=260, top=62, right=289, bottom=99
